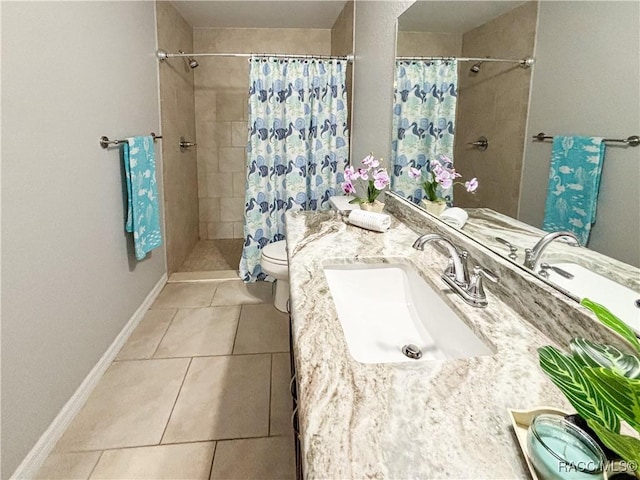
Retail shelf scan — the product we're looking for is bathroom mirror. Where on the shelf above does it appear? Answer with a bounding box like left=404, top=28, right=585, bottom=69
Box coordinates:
left=388, top=1, right=640, bottom=307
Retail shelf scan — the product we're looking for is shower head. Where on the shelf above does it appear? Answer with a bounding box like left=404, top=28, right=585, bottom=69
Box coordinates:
left=470, top=61, right=483, bottom=73
left=178, top=50, right=199, bottom=69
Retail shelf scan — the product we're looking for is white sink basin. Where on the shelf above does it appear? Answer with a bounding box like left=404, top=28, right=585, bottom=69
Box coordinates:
left=545, top=262, right=640, bottom=336
left=323, top=262, right=495, bottom=364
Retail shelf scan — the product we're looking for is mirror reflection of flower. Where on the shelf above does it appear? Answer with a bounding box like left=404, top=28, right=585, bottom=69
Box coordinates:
left=407, top=154, right=478, bottom=203
left=341, top=154, right=391, bottom=205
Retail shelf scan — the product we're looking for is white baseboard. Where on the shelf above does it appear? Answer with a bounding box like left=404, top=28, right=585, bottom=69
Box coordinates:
left=10, top=273, right=168, bottom=480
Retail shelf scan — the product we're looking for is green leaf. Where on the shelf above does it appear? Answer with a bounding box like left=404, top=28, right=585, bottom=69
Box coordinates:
left=570, top=338, right=640, bottom=379
left=581, top=298, right=640, bottom=353
left=587, top=420, right=640, bottom=465
left=538, top=346, right=620, bottom=432
left=583, top=367, right=640, bottom=432
left=348, top=198, right=366, bottom=204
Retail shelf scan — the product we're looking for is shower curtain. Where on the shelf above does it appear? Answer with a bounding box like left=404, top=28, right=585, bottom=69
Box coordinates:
left=240, top=57, right=349, bottom=282
left=391, top=60, right=458, bottom=203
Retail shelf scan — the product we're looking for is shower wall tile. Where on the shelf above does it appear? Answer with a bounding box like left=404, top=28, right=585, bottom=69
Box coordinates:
left=199, top=222, right=208, bottom=240
left=208, top=222, right=234, bottom=240
left=194, top=89, right=216, bottom=123
left=216, top=93, right=245, bottom=121
left=218, top=147, right=245, bottom=173
left=453, top=1, right=537, bottom=218
left=231, top=122, right=247, bottom=147
left=199, top=198, right=220, bottom=222
left=220, top=198, right=244, bottom=222
left=202, top=150, right=219, bottom=176
left=233, top=222, right=245, bottom=238
left=196, top=121, right=230, bottom=150
left=157, top=1, right=199, bottom=274
left=194, top=27, right=331, bottom=239
left=207, top=173, right=233, bottom=198
left=232, top=173, right=246, bottom=197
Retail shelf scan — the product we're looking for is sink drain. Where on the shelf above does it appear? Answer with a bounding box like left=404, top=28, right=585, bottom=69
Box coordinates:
left=402, top=344, right=423, bottom=360
left=635, top=299, right=640, bottom=309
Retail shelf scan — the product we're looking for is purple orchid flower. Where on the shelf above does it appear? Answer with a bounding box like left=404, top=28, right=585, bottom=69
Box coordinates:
left=342, top=181, right=355, bottom=194
left=373, top=168, right=390, bottom=190
left=344, top=165, right=359, bottom=182
left=465, top=178, right=478, bottom=192
left=408, top=167, right=421, bottom=179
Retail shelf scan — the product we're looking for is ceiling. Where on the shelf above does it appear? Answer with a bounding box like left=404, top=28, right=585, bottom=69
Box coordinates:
left=171, top=1, right=348, bottom=28
left=398, top=1, right=527, bottom=33
left=171, top=1, right=527, bottom=33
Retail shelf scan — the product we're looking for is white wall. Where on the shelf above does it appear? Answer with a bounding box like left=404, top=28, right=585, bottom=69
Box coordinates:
left=1, top=2, right=166, bottom=476
left=351, top=0, right=414, bottom=165
left=519, top=1, right=640, bottom=266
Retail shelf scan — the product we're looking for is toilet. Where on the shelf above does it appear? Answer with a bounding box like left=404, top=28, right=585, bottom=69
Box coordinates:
left=260, top=240, right=290, bottom=312
left=260, top=196, right=359, bottom=313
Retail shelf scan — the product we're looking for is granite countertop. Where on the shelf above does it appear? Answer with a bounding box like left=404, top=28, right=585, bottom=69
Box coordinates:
left=285, top=210, right=572, bottom=479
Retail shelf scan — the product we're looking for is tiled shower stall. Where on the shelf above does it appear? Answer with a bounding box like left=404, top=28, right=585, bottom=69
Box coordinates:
left=157, top=1, right=354, bottom=275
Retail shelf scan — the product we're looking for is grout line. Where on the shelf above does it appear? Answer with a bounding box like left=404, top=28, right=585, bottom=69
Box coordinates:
left=159, top=357, right=193, bottom=444
left=61, top=439, right=220, bottom=455
left=150, top=309, right=180, bottom=359
left=112, top=350, right=291, bottom=363
left=267, top=354, right=273, bottom=437
left=85, top=450, right=104, bottom=479
left=208, top=441, right=217, bottom=480
left=58, top=434, right=291, bottom=455
left=230, top=306, right=242, bottom=355
left=208, top=282, right=219, bottom=307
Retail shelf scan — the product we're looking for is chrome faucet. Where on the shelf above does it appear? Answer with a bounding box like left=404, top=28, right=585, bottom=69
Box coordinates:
left=523, top=231, right=580, bottom=270
left=413, top=234, right=498, bottom=307
left=412, top=234, right=469, bottom=284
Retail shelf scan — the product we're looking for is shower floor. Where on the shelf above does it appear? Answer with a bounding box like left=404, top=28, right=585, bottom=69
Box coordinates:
left=178, top=239, right=244, bottom=272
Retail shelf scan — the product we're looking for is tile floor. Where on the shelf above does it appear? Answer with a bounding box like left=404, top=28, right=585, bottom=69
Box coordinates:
left=178, top=240, right=244, bottom=272
left=36, top=280, right=295, bottom=480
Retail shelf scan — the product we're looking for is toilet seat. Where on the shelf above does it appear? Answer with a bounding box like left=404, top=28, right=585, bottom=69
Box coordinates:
left=262, top=240, right=288, bottom=266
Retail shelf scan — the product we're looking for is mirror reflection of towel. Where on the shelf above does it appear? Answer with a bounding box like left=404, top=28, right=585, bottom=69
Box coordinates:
left=123, top=136, right=162, bottom=260
left=542, top=136, right=605, bottom=246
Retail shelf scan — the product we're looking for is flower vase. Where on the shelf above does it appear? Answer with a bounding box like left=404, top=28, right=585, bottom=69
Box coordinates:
left=420, top=199, right=447, bottom=216
left=360, top=200, right=384, bottom=213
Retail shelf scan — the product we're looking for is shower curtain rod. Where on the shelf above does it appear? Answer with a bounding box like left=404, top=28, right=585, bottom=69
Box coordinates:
left=395, top=55, right=535, bottom=68
left=156, top=49, right=353, bottom=63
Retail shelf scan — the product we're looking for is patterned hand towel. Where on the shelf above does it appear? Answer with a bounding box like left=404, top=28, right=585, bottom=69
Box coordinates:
left=542, top=136, right=606, bottom=246
left=123, top=136, right=162, bottom=260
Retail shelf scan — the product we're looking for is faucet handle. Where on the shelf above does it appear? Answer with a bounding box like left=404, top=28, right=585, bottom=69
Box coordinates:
left=496, top=237, right=518, bottom=261
left=466, top=265, right=499, bottom=307
left=473, top=265, right=499, bottom=283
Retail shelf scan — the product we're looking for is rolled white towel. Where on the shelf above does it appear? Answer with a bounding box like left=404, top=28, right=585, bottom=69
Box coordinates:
left=439, top=207, right=468, bottom=229
left=347, top=210, right=391, bottom=232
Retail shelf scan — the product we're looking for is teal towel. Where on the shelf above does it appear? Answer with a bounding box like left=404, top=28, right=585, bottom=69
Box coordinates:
left=542, top=136, right=605, bottom=246
left=123, top=136, right=162, bottom=260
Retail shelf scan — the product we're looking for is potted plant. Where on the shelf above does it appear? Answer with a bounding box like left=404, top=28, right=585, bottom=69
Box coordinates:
left=537, top=298, right=640, bottom=478
left=341, top=154, right=391, bottom=213
left=407, top=154, right=478, bottom=215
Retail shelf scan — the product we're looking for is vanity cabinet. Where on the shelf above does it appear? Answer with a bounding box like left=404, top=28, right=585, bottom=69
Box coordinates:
left=289, top=312, right=302, bottom=480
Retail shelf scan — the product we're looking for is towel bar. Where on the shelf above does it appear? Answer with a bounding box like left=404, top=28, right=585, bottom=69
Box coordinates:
left=100, top=132, right=162, bottom=149
left=533, top=132, right=639, bottom=147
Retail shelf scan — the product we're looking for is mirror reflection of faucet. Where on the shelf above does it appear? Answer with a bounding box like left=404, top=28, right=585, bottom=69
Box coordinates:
left=524, top=231, right=581, bottom=270
left=538, top=263, right=575, bottom=280
left=495, top=237, right=518, bottom=261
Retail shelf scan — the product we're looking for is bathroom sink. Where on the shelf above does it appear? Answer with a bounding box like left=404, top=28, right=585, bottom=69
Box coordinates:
left=322, top=261, right=495, bottom=364
left=544, top=262, right=640, bottom=336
